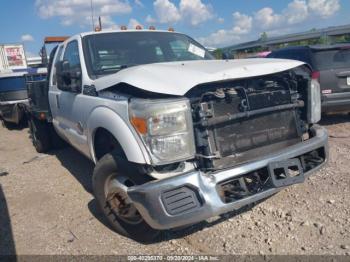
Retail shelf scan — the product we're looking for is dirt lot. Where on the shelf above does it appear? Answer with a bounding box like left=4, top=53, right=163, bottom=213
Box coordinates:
left=0, top=115, right=349, bottom=256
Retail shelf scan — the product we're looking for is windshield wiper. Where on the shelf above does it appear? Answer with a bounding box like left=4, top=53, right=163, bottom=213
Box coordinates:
left=95, top=64, right=138, bottom=74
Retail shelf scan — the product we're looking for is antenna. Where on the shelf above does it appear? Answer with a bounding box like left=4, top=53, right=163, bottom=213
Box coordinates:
left=90, top=0, right=94, bottom=31
left=99, top=16, right=102, bottom=31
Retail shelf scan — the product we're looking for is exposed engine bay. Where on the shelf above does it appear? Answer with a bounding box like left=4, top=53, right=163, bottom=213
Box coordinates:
left=187, top=66, right=311, bottom=171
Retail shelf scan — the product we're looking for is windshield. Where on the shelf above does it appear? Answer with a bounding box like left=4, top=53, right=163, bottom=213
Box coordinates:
left=83, top=31, right=214, bottom=78
left=313, top=49, right=350, bottom=70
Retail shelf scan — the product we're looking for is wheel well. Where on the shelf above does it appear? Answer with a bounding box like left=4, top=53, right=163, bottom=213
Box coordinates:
left=93, top=128, right=126, bottom=161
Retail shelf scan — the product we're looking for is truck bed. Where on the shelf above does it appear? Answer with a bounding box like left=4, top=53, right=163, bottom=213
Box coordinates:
left=25, top=73, right=50, bottom=121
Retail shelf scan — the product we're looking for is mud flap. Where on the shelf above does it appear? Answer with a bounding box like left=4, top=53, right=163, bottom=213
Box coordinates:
left=268, top=158, right=305, bottom=188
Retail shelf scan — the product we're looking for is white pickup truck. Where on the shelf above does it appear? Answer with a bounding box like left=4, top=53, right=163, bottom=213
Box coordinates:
left=26, top=29, right=328, bottom=242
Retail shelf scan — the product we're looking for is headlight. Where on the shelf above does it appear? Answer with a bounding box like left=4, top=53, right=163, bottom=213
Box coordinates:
left=129, top=98, right=195, bottom=164
left=308, top=79, right=321, bottom=123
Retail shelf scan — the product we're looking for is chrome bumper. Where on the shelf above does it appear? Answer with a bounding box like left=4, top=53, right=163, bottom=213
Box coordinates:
left=128, top=125, right=328, bottom=230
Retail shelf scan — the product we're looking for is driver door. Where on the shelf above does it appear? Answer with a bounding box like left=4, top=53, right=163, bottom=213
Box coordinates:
left=54, top=40, right=89, bottom=155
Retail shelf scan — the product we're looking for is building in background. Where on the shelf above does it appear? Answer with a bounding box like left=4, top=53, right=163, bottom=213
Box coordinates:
left=222, top=24, right=350, bottom=59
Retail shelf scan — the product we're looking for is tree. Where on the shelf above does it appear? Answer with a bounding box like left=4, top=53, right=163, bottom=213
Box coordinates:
left=318, top=35, right=330, bottom=45
left=212, top=48, right=223, bottom=59
left=260, top=32, right=268, bottom=41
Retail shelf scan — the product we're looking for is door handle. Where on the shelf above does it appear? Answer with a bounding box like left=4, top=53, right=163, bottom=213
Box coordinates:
left=55, top=94, right=60, bottom=109
left=77, top=121, right=84, bottom=135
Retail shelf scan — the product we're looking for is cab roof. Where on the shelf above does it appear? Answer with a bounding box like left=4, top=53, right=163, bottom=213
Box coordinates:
left=79, top=29, right=180, bottom=38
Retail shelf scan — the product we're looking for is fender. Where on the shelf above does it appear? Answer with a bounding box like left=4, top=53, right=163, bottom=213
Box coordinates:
left=86, top=106, right=150, bottom=164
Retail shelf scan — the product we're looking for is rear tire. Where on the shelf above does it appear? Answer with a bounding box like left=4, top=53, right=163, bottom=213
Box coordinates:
left=93, top=151, right=160, bottom=242
left=29, top=117, right=51, bottom=153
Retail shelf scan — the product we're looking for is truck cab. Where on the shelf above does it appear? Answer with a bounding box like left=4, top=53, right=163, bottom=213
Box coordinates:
left=27, top=29, right=328, bottom=242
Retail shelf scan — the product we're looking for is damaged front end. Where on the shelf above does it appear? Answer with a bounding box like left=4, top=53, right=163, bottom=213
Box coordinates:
left=126, top=65, right=328, bottom=230
left=188, top=65, right=321, bottom=171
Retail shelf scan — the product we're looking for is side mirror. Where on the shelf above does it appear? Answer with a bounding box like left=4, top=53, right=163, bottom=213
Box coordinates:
left=56, top=60, right=70, bottom=86
left=40, top=46, right=48, bottom=66
left=56, top=60, right=82, bottom=93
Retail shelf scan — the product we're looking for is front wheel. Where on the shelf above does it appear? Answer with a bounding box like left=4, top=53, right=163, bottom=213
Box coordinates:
left=92, top=151, right=160, bottom=242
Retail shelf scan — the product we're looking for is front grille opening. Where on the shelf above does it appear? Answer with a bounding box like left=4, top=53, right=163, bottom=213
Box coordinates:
left=273, top=165, right=301, bottom=181
left=288, top=166, right=301, bottom=178
left=300, top=147, right=326, bottom=172
left=217, top=168, right=271, bottom=204
left=274, top=167, right=287, bottom=180
left=188, top=68, right=311, bottom=171
left=217, top=147, right=326, bottom=204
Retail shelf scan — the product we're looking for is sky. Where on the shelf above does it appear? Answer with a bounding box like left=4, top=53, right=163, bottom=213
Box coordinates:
left=0, top=0, right=349, bottom=57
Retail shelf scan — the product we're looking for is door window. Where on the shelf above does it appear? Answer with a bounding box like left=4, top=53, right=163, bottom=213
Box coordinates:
left=58, top=40, right=82, bottom=92
left=63, top=41, right=81, bottom=68
left=52, top=45, right=64, bottom=86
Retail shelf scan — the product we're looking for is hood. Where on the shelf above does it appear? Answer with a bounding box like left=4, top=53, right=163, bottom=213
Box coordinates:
left=93, top=58, right=305, bottom=96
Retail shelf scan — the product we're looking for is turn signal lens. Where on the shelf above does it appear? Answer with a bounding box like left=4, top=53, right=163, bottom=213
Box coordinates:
left=131, top=117, right=147, bottom=134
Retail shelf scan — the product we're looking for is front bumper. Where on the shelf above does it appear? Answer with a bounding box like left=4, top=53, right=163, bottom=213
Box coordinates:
left=322, top=92, right=350, bottom=113
left=128, top=125, right=328, bottom=230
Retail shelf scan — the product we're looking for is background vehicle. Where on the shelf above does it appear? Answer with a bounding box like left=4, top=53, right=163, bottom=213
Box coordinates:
left=0, top=44, right=46, bottom=126
left=267, top=44, right=350, bottom=113
left=26, top=29, right=328, bottom=242
left=0, top=70, right=29, bottom=125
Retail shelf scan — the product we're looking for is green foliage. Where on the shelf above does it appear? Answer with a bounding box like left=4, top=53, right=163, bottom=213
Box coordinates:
left=333, top=34, right=350, bottom=43
left=212, top=48, right=223, bottom=59
left=260, top=32, right=268, bottom=41
left=317, top=35, right=331, bottom=45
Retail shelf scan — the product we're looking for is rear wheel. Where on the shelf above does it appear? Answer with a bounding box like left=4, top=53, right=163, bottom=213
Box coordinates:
left=93, top=151, right=160, bottom=242
left=29, top=117, right=51, bottom=153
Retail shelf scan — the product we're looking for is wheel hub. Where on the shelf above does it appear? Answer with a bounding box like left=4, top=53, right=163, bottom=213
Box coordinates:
left=106, top=176, right=143, bottom=224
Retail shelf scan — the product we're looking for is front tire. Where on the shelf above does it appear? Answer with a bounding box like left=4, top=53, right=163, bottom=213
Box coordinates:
left=92, top=151, right=160, bottom=242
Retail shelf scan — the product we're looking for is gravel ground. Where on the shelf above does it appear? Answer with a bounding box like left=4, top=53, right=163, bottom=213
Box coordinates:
left=0, top=115, right=349, bottom=256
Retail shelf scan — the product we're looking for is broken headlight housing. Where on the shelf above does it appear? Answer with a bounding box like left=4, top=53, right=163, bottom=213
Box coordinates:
left=308, top=79, right=321, bottom=123
left=129, top=98, right=195, bottom=165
